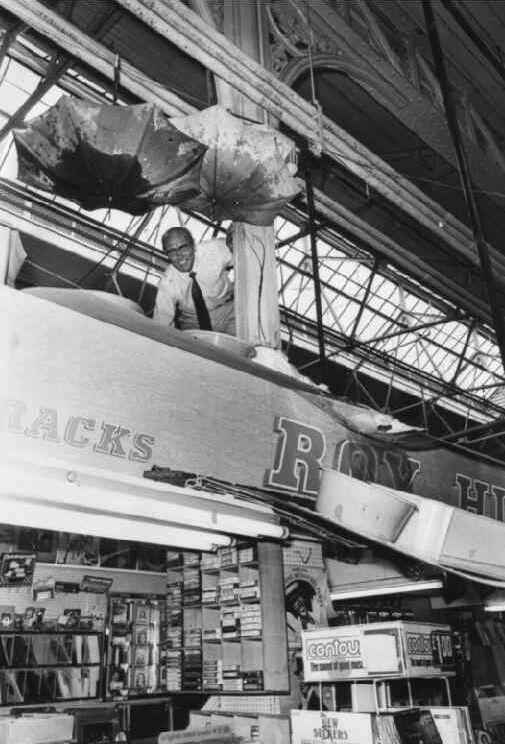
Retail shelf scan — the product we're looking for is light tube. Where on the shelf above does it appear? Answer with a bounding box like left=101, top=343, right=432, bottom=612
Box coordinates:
left=0, top=455, right=286, bottom=540
left=0, top=491, right=230, bottom=552
left=330, top=580, right=443, bottom=601
left=485, top=590, right=505, bottom=612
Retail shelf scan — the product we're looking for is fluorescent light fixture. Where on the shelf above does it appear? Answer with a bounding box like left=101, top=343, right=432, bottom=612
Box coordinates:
left=0, top=452, right=287, bottom=546
left=330, top=580, right=444, bottom=601
left=485, top=590, right=505, bottom=612
left=0, top=493, right=229, bottom=552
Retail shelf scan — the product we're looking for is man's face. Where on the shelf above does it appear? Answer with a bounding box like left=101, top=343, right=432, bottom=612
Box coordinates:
left=164, top=230, right=195, bottom=273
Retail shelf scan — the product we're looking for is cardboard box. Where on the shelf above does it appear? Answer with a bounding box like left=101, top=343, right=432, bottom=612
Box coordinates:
left=0, top=714, right=74, bottom=744
left=301, top=621, right=454, bottom=682
left=291, top=710, right=374, bottom=744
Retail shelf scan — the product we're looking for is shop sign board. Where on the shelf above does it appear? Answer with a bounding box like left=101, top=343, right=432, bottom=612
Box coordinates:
left=301, top=622, right=454, bottom=682
left=291, top=710, right=374, bottom=744
left=4, top=287, right=505, bottom=525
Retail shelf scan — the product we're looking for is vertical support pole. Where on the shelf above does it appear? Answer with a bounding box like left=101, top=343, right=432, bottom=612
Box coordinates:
left=233, top=223, right=281, bottom=347
left=192, top=0, right=282, bottom=349
left=304, top=156, right=327, bottom=382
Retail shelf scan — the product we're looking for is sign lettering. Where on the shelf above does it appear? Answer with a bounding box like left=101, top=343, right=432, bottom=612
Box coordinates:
left=0, top=398, right=155, bottom=463
left=265, top=416, right=325, bottom=494
left=306, top=637, right=361, bottom=660
left=456, top=472, right=505, bottom=521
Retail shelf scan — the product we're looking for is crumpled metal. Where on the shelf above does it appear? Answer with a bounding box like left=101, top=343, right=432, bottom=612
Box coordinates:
left=171, top=105, right=301, bottom=225
left=14, top=99, right=301, bottom=224
left=13, top=96, right=206, bottom=214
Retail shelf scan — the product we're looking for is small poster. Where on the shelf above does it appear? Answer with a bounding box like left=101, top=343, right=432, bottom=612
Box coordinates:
left=285, top=566, right=328, bottom=649
left=133, top=646, right=150, bottom=667
left=291, top=710, right=374, bottom=744
left=132, top=668, right=148, bottom=692
left=0, top=552, right=36, bottom=586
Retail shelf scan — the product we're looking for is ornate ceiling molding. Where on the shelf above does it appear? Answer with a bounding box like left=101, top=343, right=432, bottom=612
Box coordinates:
left=266, top=0, right=505, bottom=197
left=280, top=53, right=401, bottom=108
left=111, top=0, right=484, bottom=262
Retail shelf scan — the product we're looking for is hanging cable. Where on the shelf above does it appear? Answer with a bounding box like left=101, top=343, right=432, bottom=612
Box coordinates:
left=304, top=151, right=327, bottom=384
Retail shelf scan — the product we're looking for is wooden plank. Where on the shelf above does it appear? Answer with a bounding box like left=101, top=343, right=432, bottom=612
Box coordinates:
left=257, top=541, right=289, bottom=692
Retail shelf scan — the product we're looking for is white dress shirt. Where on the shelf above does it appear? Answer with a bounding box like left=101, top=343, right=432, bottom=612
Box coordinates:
left=153, top=237, right=233, bottom=329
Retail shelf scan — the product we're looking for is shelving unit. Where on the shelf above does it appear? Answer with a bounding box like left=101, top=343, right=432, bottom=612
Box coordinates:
left=160, top=541, right=288, bottom=694
left=106, top=595, right=162, bottom=700
left=299, top=622, right=474, bottom=743
left=104, top=541, right=288, bottom=700
left=300, top=621, right=457, bottom=715
left=0, top=630, right=102, bottom=705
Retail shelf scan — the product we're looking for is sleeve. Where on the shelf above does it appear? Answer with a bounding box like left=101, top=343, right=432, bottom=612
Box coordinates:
left=217, top=238, right=233, bottom=270
left=153, top=272, right=177, bottom=326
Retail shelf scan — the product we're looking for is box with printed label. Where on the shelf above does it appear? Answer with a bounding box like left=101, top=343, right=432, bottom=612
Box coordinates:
left=301, top=621, right=455, bottom=682
left=291, top=710, right=373, bottom=744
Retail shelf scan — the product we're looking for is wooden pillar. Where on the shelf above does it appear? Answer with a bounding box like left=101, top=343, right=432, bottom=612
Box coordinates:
left=192, top=0, right=281, bottom=348
left=232, top=223, right=281, bottom=348
left=224, top=0, right=280, bottom=348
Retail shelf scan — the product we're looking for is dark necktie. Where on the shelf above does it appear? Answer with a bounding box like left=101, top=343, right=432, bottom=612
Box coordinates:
left=189, top=271, right=212, bottom=330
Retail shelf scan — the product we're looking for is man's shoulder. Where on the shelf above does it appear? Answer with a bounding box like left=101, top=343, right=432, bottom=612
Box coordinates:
left=197, top=237, right=232, bottom=263
left=159, top=264, right=186, bottom=286
left=197, top=236, right=227, bottom=251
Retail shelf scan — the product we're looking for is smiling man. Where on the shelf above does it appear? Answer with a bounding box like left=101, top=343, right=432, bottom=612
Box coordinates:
left=153, top=226, right=235, bottom=334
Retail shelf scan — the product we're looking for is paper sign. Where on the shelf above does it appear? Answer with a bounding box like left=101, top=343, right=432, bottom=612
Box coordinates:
left=291, top=710, right=374, bottom=744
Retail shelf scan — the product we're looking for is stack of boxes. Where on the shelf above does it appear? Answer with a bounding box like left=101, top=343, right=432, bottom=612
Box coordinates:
left=219, top=575, right=239, bottom=604
left=202, top=658, right=223, bottom=691
left=222, top=664, right=243, bottom=692
left=162, top=559, right=183, bottom=691
left=240, top=605, right=262, bottom=639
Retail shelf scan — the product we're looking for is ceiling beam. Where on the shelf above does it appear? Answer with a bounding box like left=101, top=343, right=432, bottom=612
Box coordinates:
left=0, top=18, right=26, bottom=66
left=0, top=5, right=123, bottom=142
left=114, top=0, right=505, bottom=278
left=3, top=0, right=494, bottom=291
left=312, top=187, right=492, bottom=324
left=0, top=0, right=194, bottom=117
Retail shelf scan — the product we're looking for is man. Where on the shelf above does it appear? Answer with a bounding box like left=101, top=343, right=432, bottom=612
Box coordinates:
left=153, top=226, right=235, bottom=334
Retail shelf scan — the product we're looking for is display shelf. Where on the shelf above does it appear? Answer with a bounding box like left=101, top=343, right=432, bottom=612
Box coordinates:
left=301, top=621, right=458, bottom=731
left=106, top=595, right=162, bottom=701
left=0, top=628, right=104, bottom=706
left=158, top=541, right=288, bottom=695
